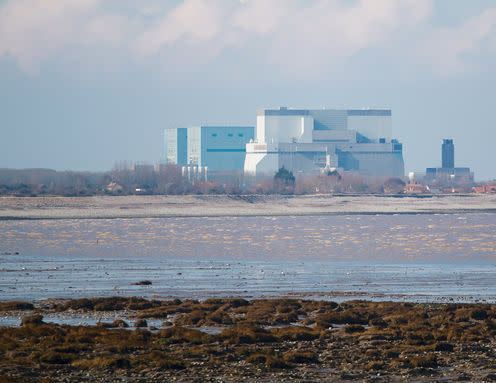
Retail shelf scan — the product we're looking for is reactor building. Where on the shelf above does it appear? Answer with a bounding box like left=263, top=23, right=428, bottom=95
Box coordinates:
left=244, top=107, right=404, bottom=177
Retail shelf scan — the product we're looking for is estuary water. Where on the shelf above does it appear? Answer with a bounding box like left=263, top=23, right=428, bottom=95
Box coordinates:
left=1, top=213, right=496, bottom=302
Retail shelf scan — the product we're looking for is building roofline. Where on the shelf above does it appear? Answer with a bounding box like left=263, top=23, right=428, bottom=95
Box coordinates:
left=257, top=107, right=391, bottom=117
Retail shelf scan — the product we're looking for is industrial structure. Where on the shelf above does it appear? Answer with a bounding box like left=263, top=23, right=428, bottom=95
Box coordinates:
left=164, top=126, right=254, bottom=171
left=426, top=139, right=473, bottom=181
left=244, top=107, right=404, bottom=177
left=442, top=139, right=455, bottom=169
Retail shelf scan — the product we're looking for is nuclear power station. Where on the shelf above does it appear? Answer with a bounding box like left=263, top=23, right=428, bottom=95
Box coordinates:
left=164, top=107, right=404, bottom=178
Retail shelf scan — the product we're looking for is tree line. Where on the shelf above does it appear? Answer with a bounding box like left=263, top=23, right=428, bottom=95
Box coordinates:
left=0, top=165, right=477, bottom=197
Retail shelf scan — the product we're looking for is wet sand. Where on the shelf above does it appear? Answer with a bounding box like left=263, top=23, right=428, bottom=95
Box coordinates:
left=2, top=213, right=496, bottom=302
left=1, top=194, right=496, bottom=219
left=1, top=297, right=496, bottom=382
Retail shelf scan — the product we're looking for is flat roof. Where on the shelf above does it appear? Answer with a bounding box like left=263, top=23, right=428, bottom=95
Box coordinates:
left=257, top=107, right=391, bottom=117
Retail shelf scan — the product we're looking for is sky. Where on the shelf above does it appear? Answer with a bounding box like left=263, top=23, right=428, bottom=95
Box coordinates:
left=0, top=0, right=495, bottom=180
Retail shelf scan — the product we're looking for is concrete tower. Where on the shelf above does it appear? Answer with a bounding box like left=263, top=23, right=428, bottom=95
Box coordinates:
left=442, top=139, right=454, bottom=169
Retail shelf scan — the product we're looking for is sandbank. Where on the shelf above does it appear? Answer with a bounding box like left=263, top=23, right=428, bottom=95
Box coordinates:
left=0, top=194, right=495, bottom=220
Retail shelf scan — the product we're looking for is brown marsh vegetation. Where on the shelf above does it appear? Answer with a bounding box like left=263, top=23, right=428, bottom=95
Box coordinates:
left=1, top=297, right=496, bottom=382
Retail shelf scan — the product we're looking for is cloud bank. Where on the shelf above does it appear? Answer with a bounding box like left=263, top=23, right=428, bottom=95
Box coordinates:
left=0, top=0, right=495, bottom=77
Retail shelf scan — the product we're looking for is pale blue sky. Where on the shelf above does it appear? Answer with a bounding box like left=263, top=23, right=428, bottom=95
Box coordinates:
left=1, top=0, right=495, bottom=180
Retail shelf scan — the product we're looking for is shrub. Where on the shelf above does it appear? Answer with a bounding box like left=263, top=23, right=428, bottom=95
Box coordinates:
left=283, top=351, right=318, bottom=364
left=265, top=355, right=290, bottom=369
left=98, top=319, right=129, bottom=328
left=384, top=350, right=400, bottom=359
left=434, top=342, right=454, bottom=352
left=365, top=361, right=384, bottom=371
left=409, top=354, right=437, bottom=368
left=39, top=351, right=73, bottom=364
left=134, top=319, right=148, bottom=328
left=219, top=325, right=276, bottom=344
left=21, top=314, right=44, bottom=326
left=0, top=301, right=34, bottom=311
left=344, top=324, right=365, bottom=333
left=136, top=351, right=186, bottom=370
left=174, top=310, right=206, bottom=326
left=72, top=356, right=131, bottom=369
left=270, top=326, right=319, bottom=341
left=246, top=353, right=268, bottom=364
left=157, top=326, right=212, bottom=344
left=471, top=309, right=488, bottom=321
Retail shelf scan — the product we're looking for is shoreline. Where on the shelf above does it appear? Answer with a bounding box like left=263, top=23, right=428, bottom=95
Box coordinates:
left=1, top=194, right=495, bottom=220
left=2, top=209, right=496, bottom=221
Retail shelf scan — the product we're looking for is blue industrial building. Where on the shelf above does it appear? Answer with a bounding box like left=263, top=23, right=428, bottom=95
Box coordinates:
left=164, top=126, right=254, bottom=171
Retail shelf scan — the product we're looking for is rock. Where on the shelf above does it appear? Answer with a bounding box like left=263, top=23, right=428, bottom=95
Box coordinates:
left=132, top=280, right=152, bottom=286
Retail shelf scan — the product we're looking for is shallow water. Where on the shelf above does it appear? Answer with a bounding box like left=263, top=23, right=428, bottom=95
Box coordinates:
left=0, top=311, right=167, bottom=329
left=1, top=213, right=495, bottom=302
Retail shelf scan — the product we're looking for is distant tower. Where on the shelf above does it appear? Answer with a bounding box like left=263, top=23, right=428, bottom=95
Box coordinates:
left=442, top=139, right=454, bottom=169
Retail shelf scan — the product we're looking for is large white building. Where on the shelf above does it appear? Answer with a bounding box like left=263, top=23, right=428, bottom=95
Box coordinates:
left=244, top=107, right=404, bottom=177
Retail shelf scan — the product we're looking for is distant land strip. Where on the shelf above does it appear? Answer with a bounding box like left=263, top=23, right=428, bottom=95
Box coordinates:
left=1, top=194, right=496, bottom=220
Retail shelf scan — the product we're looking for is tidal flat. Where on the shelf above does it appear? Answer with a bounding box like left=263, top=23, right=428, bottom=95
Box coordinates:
left=1, top=194, right=496, bottom=219
left=1, top=213, right=496, bottom=302
left=1, top=197, right=496, bottom=381
left=1, top=297, right=496, bottom=382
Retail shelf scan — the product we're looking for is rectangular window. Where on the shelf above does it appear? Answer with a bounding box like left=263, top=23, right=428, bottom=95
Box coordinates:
left=212, top=133, right=217, bottom=137
left=238, top=133, right=243, bottom=137
left=228, top=133, right=233, bottom=137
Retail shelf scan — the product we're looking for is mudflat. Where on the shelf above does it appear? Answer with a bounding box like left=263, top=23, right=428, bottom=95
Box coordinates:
left=1, top=194, right=495, bottom=219
left=1, top=297, right=496, bottom=382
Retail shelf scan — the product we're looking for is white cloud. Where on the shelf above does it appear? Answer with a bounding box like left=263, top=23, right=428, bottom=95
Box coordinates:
left=232, top=0, right=289, bottom=36
left=0, top=0, right=495, bottom=78
left=134, top=0, right=434, bottom=75
left=228, top=0, right=434, bottom=75
left=419, top=7, right=496, bottom=75
left=135, top=0, right=233, bottom=56
left=83, top=14, right=126, bottom=46
left=0, top=0, right=128, bottom=73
